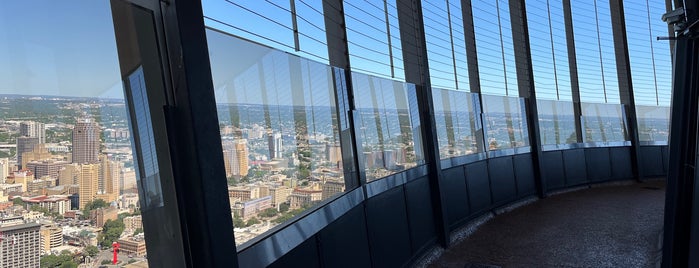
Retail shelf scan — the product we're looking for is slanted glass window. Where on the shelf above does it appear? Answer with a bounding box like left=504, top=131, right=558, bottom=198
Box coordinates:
left=343, top=0, right=404, bottom=79
left=202, top=0, right=329, bottom=63
left=624, top=0, right=672, bottom=142
left=571, top=0, right=620, bottom=104
left=423, top=0, right=469, bottom=90
left=432, top=88, right=484, bottom=159
left=481, top=95, right=529, bottom=150
left=580, top=103, right=628, bottom=142
left=206, top=29, right=348, bottom=247
left=352, top=73, right=424, bottom=182
left=472, top=0, right=518, bottom=96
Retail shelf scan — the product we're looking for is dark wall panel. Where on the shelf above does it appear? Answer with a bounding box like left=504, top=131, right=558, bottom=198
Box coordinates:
left=318, top=206, right=371, bottom=268
left=488, top=156, right=517, bottom=205
left=640, top=146, right=664, bottom=177
left=610, top=147, right=633, bottom=180
left=442, top=167, right=469, bottom=226
left=661, top=145, right=669, bottom=174
left=513, top=154, right=536, bottom=196
left=268, top=235, right=320, bottom=268
left=585, top=148, right=611, bottom=182
left=541, top=151, right=565, bottom=190
left=405, top=176, right=437, bottom=252
left=465, top=161, right=492, bottom=215
left=365, top=187, right=412, bottom=267
left=563, top=149, right=587, bottom=186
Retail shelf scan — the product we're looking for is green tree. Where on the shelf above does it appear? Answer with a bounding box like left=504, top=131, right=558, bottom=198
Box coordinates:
left=258, top=208, right=278, bottom=218
left=40, top=251, right=77, bottom=268
left=232, top=217, right=245, bottom=227
left=99, top=219, right=125, bottom=248
left=133, top=228, right=143, bottom=236
left=245, top=217, right=260, bottom=227
left=101, top=260, right=112, bottom=265
left=81, top=199, right=108, bottom=220
left=12, top=197, right=25, bottom=206
left=279, top=203, right=290, bottom=213
left=84, top=245, right=98, bottom=257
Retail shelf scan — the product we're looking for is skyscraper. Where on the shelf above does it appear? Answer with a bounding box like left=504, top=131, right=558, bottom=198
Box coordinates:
left=78, top=163, right=100, bottom=209
left=15, top=137, right=39, bottom=169
left=231, top=139, right=248, bottom=177
left=0, top=158, right=8, bottom=183
left=267, top=132, right=282, bottom=160
left=19, top=121, right=45, bottom=144
left=72, top=119, right=100, bottom=164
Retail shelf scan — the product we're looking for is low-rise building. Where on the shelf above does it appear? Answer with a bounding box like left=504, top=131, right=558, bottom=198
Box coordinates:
left=231, top=196, right=272, bottom=220
left=123, top=215, right=142, bottom=230
left=39, top=224, right=62, bottom=254
left=118, top=236, right=147, bottom=257
left=22, top=195, right=71, bottom=215
left=90, top=207, right=117, bottom=228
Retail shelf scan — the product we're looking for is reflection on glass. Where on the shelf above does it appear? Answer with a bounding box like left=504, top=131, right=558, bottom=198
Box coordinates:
left=206, top=29, right=347, bottom=246
left=0, top=1, right=147, bottom=266
left=581, top=102, right=628, bottom=142
left=636, top=105, right=670, bottom=142
left=432, top=88, right=484, bottom=159
left=537, top=99, right=577, bottom=145
left=352, top=73, right=424, bottom=182
left=481, top=95, right=529, bottom=150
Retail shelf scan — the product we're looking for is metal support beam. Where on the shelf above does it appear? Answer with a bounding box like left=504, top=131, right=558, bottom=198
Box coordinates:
left=396, top=0, right=450, bottom=247
left=562, top=0, right=584, bottom=143
left=322, top=0, right=364, bottom=191
left=159, top=0, right=239, bottom=266
left=609, top=0, right=642, bottom=180
left=509, top=0, right=546, bottom=197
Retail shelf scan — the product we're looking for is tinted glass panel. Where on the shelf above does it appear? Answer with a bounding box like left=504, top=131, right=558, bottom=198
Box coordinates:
left=481, top=95, right=529, bottom=150
left=352, top=72, right=424, bottom=181
left=432, top=88, right=484, bottom=158
left=581, top=102, right=628, bottom=142
left=206, top=29, right=347, bottom=247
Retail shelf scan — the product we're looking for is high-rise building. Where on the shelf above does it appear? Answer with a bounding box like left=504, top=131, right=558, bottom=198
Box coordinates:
left=25, top=160, right=69, bottom=180
left=15, top=137, right=38, bottom=169
left=78, top=163, right=100, bottom=209
left=58, top=164, right=80, bottom=186
left=230, top=139, right=250, bottom=177
left=267, top=132, right=283, bottom=160
left=0, top=222, right=41, bottom=268
left=19, top=121, right=45, bottom=144
left=72, top=119, right=100, bottom=164
left=20, top=144, right=53, bottom=170
left=0, top=158, right=8, bottom=183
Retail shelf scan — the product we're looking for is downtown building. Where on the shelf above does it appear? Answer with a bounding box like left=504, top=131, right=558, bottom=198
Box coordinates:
left=19, top=121, right=45, bottom=144
left=71, top=119, right=100, bottom=164
left=0, top=222, right=40, bottom=268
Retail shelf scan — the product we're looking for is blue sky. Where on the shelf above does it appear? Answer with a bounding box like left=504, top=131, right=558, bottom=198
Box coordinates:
left=0, top=0, right=673, bottom=105
left=0, top=1, right=124, bottom=99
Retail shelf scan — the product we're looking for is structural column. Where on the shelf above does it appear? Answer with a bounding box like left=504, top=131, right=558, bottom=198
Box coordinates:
left=609, top=0, right=642, bottom=180
left=509, top=0, right=546, bottom=197
left=396, top=0, right=450, bottom=247
left=322, top=0, right=364, bottom=188
left=562, top=0, right=584, bottom=143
